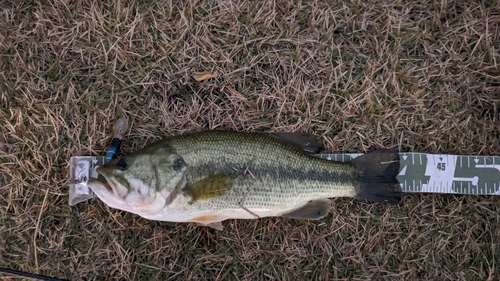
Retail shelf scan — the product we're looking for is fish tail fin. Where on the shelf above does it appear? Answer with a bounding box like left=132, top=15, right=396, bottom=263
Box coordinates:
left=351, top=147, right=402, bottom=204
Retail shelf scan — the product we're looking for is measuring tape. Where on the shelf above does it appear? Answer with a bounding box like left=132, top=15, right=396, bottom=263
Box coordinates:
left=69, top=152, right=500, bottom=205
left=318, top=153, right=500, bottom=195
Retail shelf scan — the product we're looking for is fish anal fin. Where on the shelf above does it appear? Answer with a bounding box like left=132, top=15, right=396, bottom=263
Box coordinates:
left=189, top=214, right=225, bottom=231
left=267, top=132, right=324, bottom=154
left=185, top=174, right=233, bottom=203
left=195, top=221, right=224, bottom=231
left=281, top=199, right=332, bottom=220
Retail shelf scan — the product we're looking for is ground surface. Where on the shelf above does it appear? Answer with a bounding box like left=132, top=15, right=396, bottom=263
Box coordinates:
left=1, top=0, right=499, bottom=280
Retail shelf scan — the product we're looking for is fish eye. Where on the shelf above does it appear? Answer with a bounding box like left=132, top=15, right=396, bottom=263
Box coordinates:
left=116, top=158, right=129, bottom=171
left=172, top=158, right=184, bottom=172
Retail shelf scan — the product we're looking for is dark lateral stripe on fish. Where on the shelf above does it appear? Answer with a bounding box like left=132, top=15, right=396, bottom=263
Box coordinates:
left=186, top=162, right=358, bottom=185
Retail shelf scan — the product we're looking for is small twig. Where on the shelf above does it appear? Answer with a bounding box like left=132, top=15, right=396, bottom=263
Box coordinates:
left=233, top=156, right=259, bottom=217
left=244, top=168, right=256, bottom=180
left=239, top=156, right=257, bottom=180
left=238, top=191, right=259, bottom=218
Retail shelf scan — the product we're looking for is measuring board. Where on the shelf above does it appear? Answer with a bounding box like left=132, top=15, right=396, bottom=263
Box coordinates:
left=69, top=153, right=500, bottom=205
left=318, top=153, right=500, bottom=196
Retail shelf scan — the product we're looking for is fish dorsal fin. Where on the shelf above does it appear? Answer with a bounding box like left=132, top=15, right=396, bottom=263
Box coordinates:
left=266, top=133, right=324, bottom=154
left=184, top=174, right=233, bottom=203
left=281, top=199, right=332, bottom=220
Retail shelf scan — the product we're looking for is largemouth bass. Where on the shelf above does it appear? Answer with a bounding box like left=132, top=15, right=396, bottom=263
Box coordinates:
left=88, top=130, right=402, bottom=230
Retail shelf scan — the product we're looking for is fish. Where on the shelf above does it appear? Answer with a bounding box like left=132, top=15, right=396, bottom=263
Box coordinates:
left=88, top=130, right=402, bottom=230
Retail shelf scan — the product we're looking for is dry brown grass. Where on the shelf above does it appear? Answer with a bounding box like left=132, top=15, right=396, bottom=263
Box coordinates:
left=1, top=0, right=499, bottom=280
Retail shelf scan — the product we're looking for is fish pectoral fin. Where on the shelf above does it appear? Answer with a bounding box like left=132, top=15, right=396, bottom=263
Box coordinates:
left=266, top=132, right=324, bottom=154
left=281, top=199, right=332, bottom=220
left=190, top=215, right=226, bottom=231
left=184, top=174, right=233, bottom=202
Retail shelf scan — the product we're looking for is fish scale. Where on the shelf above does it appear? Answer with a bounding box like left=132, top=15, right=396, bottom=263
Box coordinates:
left=167, top=131, right=359, bottom=214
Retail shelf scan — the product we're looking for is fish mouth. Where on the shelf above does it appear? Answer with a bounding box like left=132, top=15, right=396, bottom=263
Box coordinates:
left=96, top=173, right=126, bottom=198
left=95, top=166, right=129, bottom=198
left=96, top=175, right=113, bottom=193
left=87, top=174, right=134, bottom=213
left=90, top=169, right=168, bottom=216
left=87, top=176, right=114, bottom=195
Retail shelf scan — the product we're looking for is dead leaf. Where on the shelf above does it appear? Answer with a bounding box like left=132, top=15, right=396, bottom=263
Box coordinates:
left=192, top=71, right=218, bottom=82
